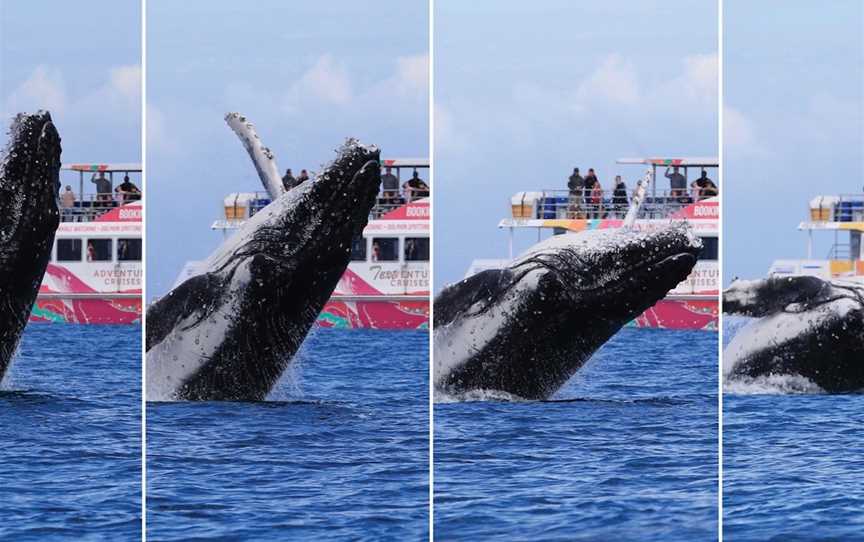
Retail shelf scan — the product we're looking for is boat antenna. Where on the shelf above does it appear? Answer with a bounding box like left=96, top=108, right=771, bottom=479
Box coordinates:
left=224, top=112, right=285, bottom=200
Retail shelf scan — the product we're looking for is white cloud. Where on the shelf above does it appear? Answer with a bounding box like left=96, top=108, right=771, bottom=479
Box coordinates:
left=4, top=66, right=67, bottom=116
left=109, top=65, right=142, bottom=104
left=283, top=54, right=352, bottom=113
left=724, top=106, right=759, bottom=153
left=392, top=54, right=429, bottom=96
left=680, top=53, right=718, bottom=105
left=572, top=54, right=640, bottom=112
left=434, top=103, right=465, bottom=155
left=146, top=103, right=178, bottom=155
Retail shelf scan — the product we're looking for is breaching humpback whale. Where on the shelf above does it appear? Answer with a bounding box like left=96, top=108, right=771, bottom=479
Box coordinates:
left=146, top=132, right=381, bottom=401
left=0, top=111, right=62, bottom=382
left=723, top=276, right=864, bottom=392
left=434, top=224, right=701, bottom=400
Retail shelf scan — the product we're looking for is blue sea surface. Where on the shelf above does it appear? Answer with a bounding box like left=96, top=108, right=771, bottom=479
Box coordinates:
left=0, top=324, right=142, bottom=541
left=723, top=317, right=864, bottom=541
left=147, top=329, right=429, bottom=541
left=434, top=328, right=719, bottom=541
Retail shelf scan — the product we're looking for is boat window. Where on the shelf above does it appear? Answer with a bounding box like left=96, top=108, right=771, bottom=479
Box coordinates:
left=56, top=239, right=82, bottom=262
left=118, top=238, right=142, bottom=261
left=371, top=237, right=399, bottom=262
left=350, top=235, right=367, bottom=261
left=404, top=237, right=429, bottom=262
left=698, top=236, right=718, bottom=260
left=86, top=239, right=113, bottom=262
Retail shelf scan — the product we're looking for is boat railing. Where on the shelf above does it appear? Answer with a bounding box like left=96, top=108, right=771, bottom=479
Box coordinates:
left=60, top=193, right=141, bottom=222
left=811, top=194, right=864, bottom=222
left=525, top=188, right=716, bottom=221
left=226, top=189, right=430, bottom=221
left=826, top=243, right=852, bottom=260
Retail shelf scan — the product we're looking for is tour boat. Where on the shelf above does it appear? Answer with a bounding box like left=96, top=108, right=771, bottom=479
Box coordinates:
left=765, top=194, right=864, bottom=281
left=469, top=157, right=719, bottom=330
left=32, top=163, right=143, bottom=324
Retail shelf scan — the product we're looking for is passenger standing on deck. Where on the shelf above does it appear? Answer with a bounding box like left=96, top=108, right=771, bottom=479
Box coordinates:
left=115, top=175, right=141, bottom=202
left=91, top=172, right=113, bottom=207
left=567, top=167, right=584, bottom=218
left=612, top=175, right=628, bottom=217
left=691, top=169, right=718, bottom=200
left=590, top=180, right=603, bottom=219
left=381, top=166, right=400, bottom=204
left=665, top=166, right=687, bottom=197
left=403, top=170, right=429, bottom=201
left=584, top=168, right=599, bottom=215
left=281, top=168, right=296, bottom=191
left=297, top=169, right=310, bottom=185
left=61, top=185, right=76, bottom=221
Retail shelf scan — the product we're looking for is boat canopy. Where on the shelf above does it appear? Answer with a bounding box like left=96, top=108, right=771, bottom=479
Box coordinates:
left=62, top=163, right=142, bottom=173
left=381, top=158, right=429, bottom=168
left=616, top=157, right=718, bottom=168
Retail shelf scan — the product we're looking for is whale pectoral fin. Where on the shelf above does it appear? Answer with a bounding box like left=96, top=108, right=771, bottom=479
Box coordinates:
left=723, top=276, right=831, bottom=317
left=146, top=272, right=221, bottom=351
left=434, top=268, right=514, bottom=327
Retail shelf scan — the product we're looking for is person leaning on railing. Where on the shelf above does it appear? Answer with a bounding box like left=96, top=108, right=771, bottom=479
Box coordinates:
left=403, top=170, right=429, bottom=202
left=115, top=175, right=142, bottom=203
left=691, top=169, right=718, bottom=201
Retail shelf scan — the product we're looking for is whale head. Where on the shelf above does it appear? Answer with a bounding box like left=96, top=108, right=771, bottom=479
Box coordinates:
left=723, top=276, right=864, bottom=392
left=0, top=111, right=62, bottom=379
left=146, top=139, right=381, bottom=401
left=434, top=223, right=701, bottom=399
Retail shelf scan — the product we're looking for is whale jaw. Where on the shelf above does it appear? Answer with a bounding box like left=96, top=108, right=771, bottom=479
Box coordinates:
left=434, top=225, right=701, bottom=400
left=0, top=111, right=62, bottom=381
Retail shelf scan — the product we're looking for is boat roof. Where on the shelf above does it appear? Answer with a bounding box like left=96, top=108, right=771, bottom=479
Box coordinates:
left=62, top=163, right=142, bottom=173
left=616, top=157, right=718, bottom=167
left=381, top=158, right=429, bottom=168
left=799, top=221, right=864, bottom=232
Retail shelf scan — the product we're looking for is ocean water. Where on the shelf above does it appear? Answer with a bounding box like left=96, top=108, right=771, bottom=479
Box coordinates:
left=723, top=317, right=864, bottom=540
left=0, top=324, right=142, bottom=541
left=147, top=329, right=429, bottom=541
left=434, top=328, right=719, bottom=541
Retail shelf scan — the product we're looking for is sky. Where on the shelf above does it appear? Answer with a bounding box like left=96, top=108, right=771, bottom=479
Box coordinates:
left=434, top=0, right=719, bottom=292
left=724, top=1, right=864, bottom=284
left=147, top=0, right=429, bottom=296
left=0, top=1, right=141, bottom=170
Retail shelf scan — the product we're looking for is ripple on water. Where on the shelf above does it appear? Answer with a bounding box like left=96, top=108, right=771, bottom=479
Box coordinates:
left=434, top=328, right=719, bottom=541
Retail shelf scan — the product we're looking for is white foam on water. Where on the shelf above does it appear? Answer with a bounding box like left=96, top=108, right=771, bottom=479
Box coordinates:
left=723, top=373, right=824, bottom=395
left=433, top=388, right=528, bottom=403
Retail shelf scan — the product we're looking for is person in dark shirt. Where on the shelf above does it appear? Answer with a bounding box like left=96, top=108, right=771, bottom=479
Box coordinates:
left=612, top=175, right=628, bottom=217
left=567, top=168, right=584, bottom=194
left=665, top=166, right=687, bottom=197
left=281, top=168, right=296, bottom=191
left=403, top=170, right=429, bottom=201
left=115, top=175, right=141, bottom=202
left=567, top=167, right=584, bottom=218
left=584, top=168, right=599, bottom=191
left=297, top=169, right=310, bottom=184
left=583, top=168, right=600, bottom=213
left=691, top=169, right=718, bottom=200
